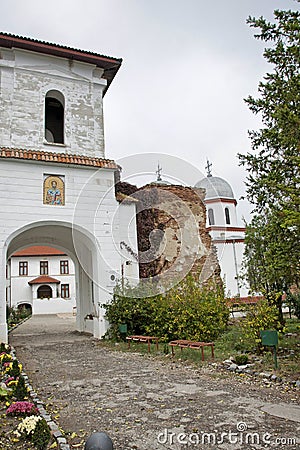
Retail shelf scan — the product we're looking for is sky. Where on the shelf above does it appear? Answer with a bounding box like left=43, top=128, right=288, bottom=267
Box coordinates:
left=1, top=0, right=299, bottom=222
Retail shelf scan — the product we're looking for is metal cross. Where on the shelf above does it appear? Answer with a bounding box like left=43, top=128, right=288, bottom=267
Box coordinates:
left=205, top=159, right=212, bottom=177
left=156, top=162, right=162, bottom=181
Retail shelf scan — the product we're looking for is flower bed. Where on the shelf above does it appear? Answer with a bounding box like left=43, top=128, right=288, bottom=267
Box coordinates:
left=0, top=343, right=52, bottom=449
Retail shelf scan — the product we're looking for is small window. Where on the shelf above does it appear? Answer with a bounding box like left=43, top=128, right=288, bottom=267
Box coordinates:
left=40, top=261, right=48, bottom=275
left=208, top=208, right=215, bottom=226
left=61, top=284, right=70, bottom=298
left=19, top=261, right=28, bottom=276
left=45, top=90, right=65, bottom=144
left=60, top=260, right=69, bottom=274
left=225, top=207, right=231, bottom=225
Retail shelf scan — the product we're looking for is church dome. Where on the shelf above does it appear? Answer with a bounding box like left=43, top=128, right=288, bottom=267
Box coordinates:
left=195, top=176, right=234, bottom=200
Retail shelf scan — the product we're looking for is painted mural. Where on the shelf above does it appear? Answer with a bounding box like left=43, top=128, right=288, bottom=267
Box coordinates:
left=43, top=175, right=65, bottom=205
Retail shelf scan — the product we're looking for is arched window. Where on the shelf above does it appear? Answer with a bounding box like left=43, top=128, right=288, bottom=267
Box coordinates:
left=225, top=207, right=230, bottom=225
left=37, top=285, right=52, bottom=299
left=208, top=208, right=215, bottom=225
left=45, top=90, right=64, bottom=144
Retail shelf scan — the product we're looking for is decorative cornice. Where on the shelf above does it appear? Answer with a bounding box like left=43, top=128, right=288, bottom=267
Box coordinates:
left=206, top=226, right=246, bottom=232
left=205, top=198, right=237, bottom=206
left=212, top=238, right=245, bottom=244
left=0, top=147, right=119, bottom=169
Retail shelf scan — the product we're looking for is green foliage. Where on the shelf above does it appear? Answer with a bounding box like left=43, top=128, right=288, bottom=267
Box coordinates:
left=13, top=375, right=28, bottom=401
left=7, top=306, right=31, bottom=330
left=288, top=292, right=300, bottom=319
left=244, top=215, right=299, bottom=297
left=241, top=300, right=282, bottom=351
left=1, top=353, right=12, bottom=363
left=238, top=6, right=300, bottom=296
left=9, top=359, right=21, bottom=378
left=31, top=418, right=51, bottom=450
left=0, top=386, right=10, bottom=400
left=0, top=342, right=10, bottom=353
left=214, top=324, right=249, bottom=355
left=105, top=275, right=229, bottom=342
left=234, top=354, right=249, bottom=365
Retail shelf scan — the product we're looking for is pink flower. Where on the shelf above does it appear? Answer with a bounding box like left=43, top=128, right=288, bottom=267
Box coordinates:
left=6, top=401, right=38, bottom=416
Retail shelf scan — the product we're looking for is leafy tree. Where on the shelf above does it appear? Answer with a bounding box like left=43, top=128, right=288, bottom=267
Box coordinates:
left=243, top=213, right=299, bottom=294
left=239, top=5, right=300, bottom=311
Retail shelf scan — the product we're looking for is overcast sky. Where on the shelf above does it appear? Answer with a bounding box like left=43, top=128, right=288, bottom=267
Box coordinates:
left=1, top=0, right=299, bottom=222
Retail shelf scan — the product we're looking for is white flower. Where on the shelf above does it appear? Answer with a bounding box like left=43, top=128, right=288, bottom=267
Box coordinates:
left=17, top=415, right=42, bottom=435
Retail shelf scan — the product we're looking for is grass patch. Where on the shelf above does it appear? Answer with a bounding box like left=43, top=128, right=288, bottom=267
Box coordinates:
left=99, top=316, right=300, bottom=380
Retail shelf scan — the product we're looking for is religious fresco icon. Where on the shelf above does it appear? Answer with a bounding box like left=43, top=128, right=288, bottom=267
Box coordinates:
left=43, top=175, right=65, bottom=205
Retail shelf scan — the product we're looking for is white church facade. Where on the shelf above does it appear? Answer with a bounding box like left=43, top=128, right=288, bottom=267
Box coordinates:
left=195, top=166, right=248, bottom=299
left=0, top=32, right=139, bottom=342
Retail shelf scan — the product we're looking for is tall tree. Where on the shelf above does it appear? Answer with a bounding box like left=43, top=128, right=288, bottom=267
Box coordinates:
left=239, top=4, right=300, bottom=299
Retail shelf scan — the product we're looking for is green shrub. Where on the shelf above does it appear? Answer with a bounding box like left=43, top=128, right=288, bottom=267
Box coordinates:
left=105, top=274, right=229, bottom=342
left=13, top=375, right=28, bottom=401
left=31, top=418, right=51, bottom=450
left=235, top=354, right=249, bottom=365
left=240, top=300, right=281, bottom=352
left=9, top=359, right=21, bottom=378
left=0, top=342, right=10, bottom=353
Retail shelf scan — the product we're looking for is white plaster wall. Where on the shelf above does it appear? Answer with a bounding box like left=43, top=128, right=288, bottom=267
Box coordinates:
left=32, top=298, right=76, bottom=315
left=118, top=203, right=139, bottom=281
left=0, top=48, right=106, bottom=157
left=215, top=241, right=248, bottom=298
left=0, top=158, right=134, bottom=341
left=206, top=201, right=238, bottom=227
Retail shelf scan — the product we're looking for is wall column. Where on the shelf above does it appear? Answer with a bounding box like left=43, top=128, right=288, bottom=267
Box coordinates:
left=0, top=244, right=8, bottom=343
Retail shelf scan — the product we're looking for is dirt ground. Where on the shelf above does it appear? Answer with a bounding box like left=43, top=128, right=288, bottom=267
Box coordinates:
left=9, top=315, right=300, bottom=450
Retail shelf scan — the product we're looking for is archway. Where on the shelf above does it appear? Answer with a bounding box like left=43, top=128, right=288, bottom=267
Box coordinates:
left=4, top=220, right=103, bottom=338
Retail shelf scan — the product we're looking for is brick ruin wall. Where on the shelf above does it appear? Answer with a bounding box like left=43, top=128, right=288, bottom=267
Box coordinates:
left=115, top=181, right=222, bottom=289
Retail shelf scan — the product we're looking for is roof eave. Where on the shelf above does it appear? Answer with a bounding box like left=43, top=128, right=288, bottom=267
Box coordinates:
left=0, top=33, right=122, bottom=95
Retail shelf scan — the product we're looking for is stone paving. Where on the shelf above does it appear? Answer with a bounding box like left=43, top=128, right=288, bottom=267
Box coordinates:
left=9, top=315, right=300, bottom=450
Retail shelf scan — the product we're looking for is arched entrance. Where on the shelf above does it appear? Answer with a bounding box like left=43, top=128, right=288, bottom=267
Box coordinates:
left=3, top=220, right=106, bottom=340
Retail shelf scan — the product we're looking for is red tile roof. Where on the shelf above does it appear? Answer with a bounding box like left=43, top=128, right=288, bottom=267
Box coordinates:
left=227, top=296, right=263, bottom=305
left=13, top=246, right=66, bottom=257
left=28, top=275, right=61, bottom=285
left=0, top=147, right=119, bottom=169
left=0, top=32, right=122, bottom=95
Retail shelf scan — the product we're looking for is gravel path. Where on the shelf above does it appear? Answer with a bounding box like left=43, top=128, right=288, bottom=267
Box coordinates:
left=9, top=315, right=300, bottom=450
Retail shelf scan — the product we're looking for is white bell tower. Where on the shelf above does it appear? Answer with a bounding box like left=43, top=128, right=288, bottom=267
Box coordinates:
left=0, top=33, right=139, bottom=342
left=195, top=161, right=247, bottom=298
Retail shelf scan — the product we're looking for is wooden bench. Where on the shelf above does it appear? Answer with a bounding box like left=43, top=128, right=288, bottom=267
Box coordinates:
left=168, top=340, right=214, bottom=361
left=126, top=335, right=159, bottom=353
